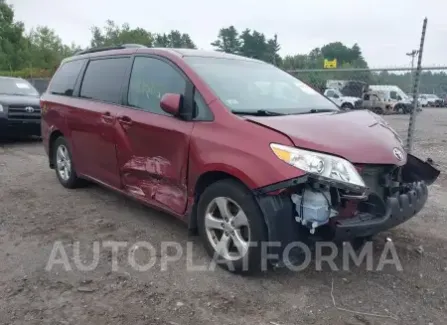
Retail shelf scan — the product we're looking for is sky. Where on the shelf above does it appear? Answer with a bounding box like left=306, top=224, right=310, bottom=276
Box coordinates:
left=9, top=0, right=447, bottom=68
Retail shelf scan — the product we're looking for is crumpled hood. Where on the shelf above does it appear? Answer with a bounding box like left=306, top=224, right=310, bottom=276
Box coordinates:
left=246, top=110, right=407, bottom=165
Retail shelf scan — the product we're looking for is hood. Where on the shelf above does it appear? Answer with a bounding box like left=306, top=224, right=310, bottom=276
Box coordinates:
left=0, top=94, right=40, bottom=106
left=246, top=110, right=407, bottom=165
left=342, top=96, right=361, bottom=101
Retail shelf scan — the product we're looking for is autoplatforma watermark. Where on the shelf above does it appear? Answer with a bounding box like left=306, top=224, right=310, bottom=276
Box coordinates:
left=45, top=240, right=403, bottom=273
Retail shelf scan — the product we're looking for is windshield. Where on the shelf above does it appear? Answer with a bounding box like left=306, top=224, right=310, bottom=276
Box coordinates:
left=332, top=89, right=343, bottom=97
left=0, top=78, right=39, bottom=96
left=184, top=57, right=339, bottom=114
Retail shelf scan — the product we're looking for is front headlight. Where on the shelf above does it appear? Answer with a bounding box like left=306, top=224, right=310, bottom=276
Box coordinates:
left=270, top=143, right=366, bottom=188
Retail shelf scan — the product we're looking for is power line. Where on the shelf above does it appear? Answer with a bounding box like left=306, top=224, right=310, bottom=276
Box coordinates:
left=286, top=66, right=447, bottom=73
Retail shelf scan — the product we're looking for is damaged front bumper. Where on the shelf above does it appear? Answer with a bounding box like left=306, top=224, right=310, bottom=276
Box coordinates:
left=334, top=180, right=428, bottom=240
left=254, top=154, right=440, bottom=254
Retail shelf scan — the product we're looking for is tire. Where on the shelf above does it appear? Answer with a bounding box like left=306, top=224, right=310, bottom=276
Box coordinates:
left=52, top=137, right=85, bottom=189
left=372, top=107, right=383, bottom=114
left=341, top=103, right=354, bottom=110
left=197, top=179, right=268, bottom=274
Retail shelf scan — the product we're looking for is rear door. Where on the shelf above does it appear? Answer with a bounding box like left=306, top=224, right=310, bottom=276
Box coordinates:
left=115, top=55, right=195, bottom=215
left=69, top=56, right=131, bottom=188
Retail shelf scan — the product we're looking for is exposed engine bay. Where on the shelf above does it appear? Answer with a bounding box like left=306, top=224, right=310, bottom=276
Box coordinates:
left=287, top=155, right=440, bottom=236
left=255, top=154, right=440, bottom=253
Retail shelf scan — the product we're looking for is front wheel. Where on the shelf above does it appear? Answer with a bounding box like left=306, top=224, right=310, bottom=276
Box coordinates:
left=197, top=179, right=268, bottom=274
left=341, top=103, right=354, bottom=110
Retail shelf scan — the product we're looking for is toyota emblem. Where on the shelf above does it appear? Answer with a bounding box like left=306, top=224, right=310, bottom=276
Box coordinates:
left=25, top=106, right=35, bottom=113
left=393, top=148, right=404, bottom=161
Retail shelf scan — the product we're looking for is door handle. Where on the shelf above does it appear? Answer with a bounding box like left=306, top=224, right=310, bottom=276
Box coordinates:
left=101, top=111, right=114, bottom=123
left=117, top=115, right=133, bottom=129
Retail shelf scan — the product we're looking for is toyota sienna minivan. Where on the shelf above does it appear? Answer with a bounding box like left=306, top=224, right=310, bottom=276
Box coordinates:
left=41, top=44, right=440, bottom=273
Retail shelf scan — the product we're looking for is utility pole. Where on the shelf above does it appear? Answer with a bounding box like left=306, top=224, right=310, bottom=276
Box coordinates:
left=406, top=18, right=427, bottom=153
left=406, top=49, right=419, bottom=92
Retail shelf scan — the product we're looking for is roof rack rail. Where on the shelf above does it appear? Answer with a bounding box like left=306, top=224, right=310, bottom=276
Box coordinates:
left=75, top=44, right=147, bottom=56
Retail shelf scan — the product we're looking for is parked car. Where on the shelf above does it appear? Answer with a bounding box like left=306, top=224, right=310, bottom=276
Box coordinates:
left=323, top=88, right=362, bottom=110
left=0, top=76, right=41, bottom=138
left=418, top=94, right=429, bottom=107
left=361, top=90, right=394, bottom=114
left=40, top=45, right=440, bottom=274
left=424, top=94, right=443, bottom=107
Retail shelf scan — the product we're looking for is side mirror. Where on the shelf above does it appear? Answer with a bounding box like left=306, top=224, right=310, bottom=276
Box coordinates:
left=160, top=93, right=182, bottom=116
left=333, top=94, right=340, bottom=99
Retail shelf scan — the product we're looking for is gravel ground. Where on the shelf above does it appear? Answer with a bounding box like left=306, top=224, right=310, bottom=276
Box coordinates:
left=0, top=108, right=446, bottom=325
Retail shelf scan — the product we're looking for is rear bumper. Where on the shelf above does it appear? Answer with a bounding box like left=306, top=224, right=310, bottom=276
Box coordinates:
left=0, top=117, right=41, bottom=136
left=334, top=181, right=428, bottom=240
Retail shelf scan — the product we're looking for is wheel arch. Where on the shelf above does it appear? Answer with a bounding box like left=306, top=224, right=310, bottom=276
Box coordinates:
left=48, top=129, right=64, bottom=169
left=187, top=169, right=255, bottom=234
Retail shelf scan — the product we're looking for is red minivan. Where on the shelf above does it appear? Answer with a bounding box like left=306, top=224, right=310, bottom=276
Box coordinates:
left=41, top=45, right=439, bottom=273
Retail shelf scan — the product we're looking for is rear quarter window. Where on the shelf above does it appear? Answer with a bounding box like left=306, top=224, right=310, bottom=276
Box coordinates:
left=48, top=59, right=86, bottom=96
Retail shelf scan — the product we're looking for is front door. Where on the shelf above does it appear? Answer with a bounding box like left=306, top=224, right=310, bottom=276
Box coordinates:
left=69, top=56, right=131, bottom=188
left=115, top=56, right=194, bottom=215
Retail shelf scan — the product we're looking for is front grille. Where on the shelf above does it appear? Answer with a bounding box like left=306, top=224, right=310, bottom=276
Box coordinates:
left=7, top=105, right=41, bottom=120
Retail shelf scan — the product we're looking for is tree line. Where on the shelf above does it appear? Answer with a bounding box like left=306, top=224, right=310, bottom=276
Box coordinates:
left=1, top=0, right=446, bottom=95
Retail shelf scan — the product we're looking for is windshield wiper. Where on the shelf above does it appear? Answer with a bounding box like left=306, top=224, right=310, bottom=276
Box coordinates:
left=296, top=109, right=337, bottom=114
left=232, top=109, right=286, bottom=116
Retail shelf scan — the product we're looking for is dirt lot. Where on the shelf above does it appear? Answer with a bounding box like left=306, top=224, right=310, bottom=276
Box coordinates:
left=0, top=108, right=446, bottom=325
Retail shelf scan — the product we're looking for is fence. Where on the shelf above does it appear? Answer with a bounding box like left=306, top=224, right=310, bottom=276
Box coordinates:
left=287, top=64, right=447, bottom=147
left=285, top=66, right=447, bottom=98
left=27, top=78, right=50, bottom=94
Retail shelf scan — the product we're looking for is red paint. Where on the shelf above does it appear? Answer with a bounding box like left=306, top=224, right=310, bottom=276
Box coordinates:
left=41, top=48, right=406, bottom=222
left=160, top=93, right=181, bottom=116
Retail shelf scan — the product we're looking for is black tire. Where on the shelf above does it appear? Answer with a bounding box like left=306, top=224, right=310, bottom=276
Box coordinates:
left=341, top=103, right=354, bottom=110
left=197, top=179, right=268, bottom=274
left=372, top=107, right=383, bottom=114
left=52, top=137, right=85, bottom=189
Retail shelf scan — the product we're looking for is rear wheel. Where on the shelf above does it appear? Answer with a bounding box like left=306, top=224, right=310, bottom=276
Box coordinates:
left=197, top=179, right=268, bottom=274
left=53, top=137, right=85, bottom=188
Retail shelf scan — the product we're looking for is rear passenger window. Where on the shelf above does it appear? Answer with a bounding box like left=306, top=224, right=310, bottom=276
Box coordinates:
left=48, top=59, right=85, bottom=96
left=80, top=57, right=130, bottom=104
left=127, top=57, right=186, bottom=114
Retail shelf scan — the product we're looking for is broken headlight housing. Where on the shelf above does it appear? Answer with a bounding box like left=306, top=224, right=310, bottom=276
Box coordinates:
left=270, top=143, right=366, bottom=188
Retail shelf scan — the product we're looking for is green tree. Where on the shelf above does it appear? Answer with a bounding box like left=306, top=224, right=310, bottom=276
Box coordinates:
left=211, top=26, right=241, bottom=54
left=154, top=30, right=196, bottom=48
left=266, top=34, right=281, bottom=66
left=239, top=29, right=269, bottom=61
left=0, top=0, right=30, bottom=70
left=27, top=26, right=75, bottom=70
left=90, top=20, right=154, bottom=47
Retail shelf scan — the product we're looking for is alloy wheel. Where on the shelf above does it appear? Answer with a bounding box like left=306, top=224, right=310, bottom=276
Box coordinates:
left=56, top=144, right=71, bottom=181
left=204, top=197, right=251, bottom=261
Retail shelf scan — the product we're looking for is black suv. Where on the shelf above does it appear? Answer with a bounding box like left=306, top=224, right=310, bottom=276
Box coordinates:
left=0, top=77, right=41, bottom=137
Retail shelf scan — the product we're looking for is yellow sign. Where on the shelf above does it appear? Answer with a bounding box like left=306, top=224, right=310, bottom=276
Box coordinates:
left=324, top=58, right=337, bottom=69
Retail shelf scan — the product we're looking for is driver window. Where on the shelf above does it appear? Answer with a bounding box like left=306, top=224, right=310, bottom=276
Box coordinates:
left=127, top=57, right=186, bottom=115
left=327, top=90, right=335, bottom=97
left=390, top=91, right=398, bottom=100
